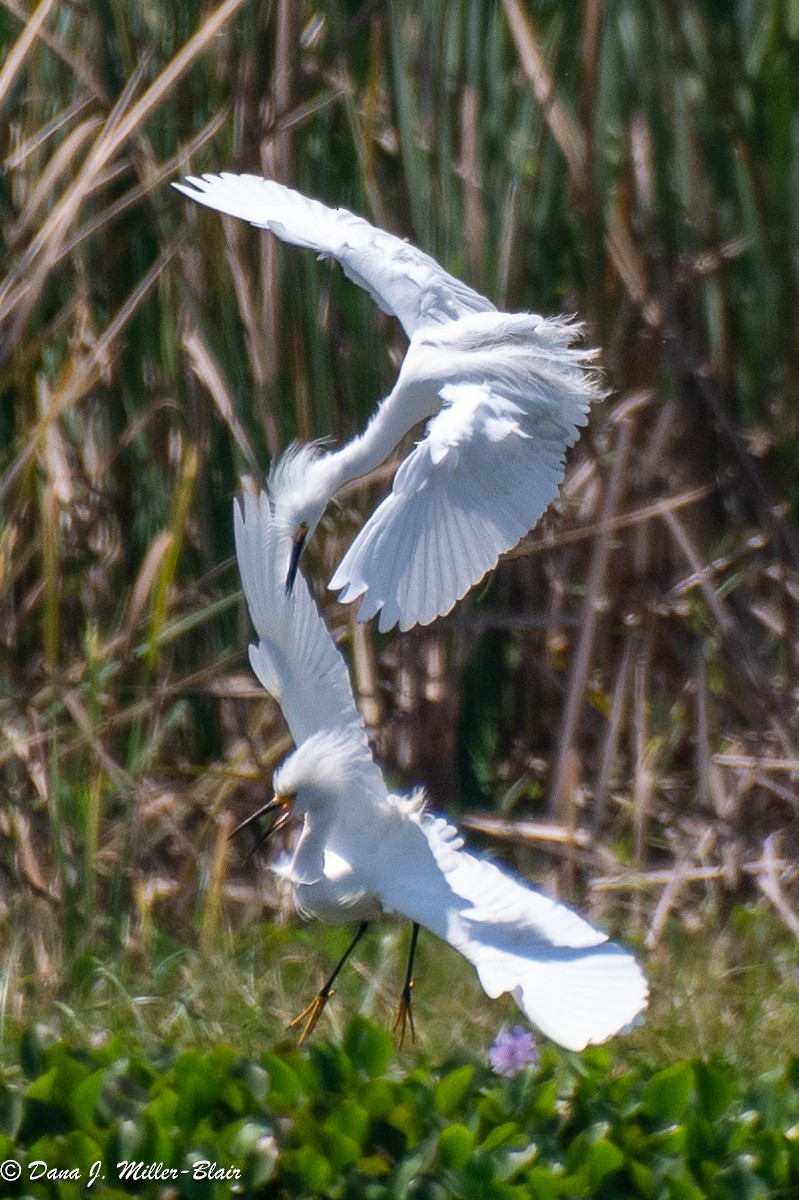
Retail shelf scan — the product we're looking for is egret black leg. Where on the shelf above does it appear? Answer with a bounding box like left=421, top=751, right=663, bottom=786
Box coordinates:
left=394, top=922, right=420, bottom=1047
left=289, top=921, right=369, bottom=1044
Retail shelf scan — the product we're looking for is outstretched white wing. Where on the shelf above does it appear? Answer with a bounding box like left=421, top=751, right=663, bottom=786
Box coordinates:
left=174, top=173, right=494, bottom=337
left=234, top=486, right=366, bottom=748
left=331, top=358, right=595, bottom=631
left=376, top=808, right=647, bottom=1051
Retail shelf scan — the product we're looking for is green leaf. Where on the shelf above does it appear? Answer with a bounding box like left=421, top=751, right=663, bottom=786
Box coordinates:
left=143, top=1086, right=178, bottom=1130
left=387, top=1099, right=426, bottom=1145
left=344, top=1015, right=393, bottom=1078
left=664, top=1178, right=705, bottom=1200
left=480, top=1121, right=524, bottom=1152
left=285, top=1144, right=334, bottom=1192
left=321, top=1127, right=361, bottom=1171
left=435, top=1065, right=475, bottom=1115
left=755, top=1130, right=790, bottom=1186
left=361, top=1079, right=396, bottom=1117
left=439, top=1122, right=475, bottom=1169
left=263, top=1053, right=301, bottom=1107
left=650, top=1123, right=687, bottom=1155
left=583, top=1136, right=625, bottom=1184
left=525, top=1164, right=563, bottom=1200
left=69, top=1069, right=106, bottom=1131
left=173, top=1056, right=225, bottom=1131
left=357, top=1153, right=391, bottom=1177
left=531, top=1078, right=558, bottom=1121
left=308, top=1040, right=353, bottom=1096
left=643, top=1063, right=695, bottom=1123
left=628, top=1158, right=655, bottom=1196
left=695, top=1059, right=737, bottom=1121
left=26, top=1067, right=59, bottom=1104
left=324, top=1098, right=370, bottom=1147
left=567, top=1124, right=625, bottom=1188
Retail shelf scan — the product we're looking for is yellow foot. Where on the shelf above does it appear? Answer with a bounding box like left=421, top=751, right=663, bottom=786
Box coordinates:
left=393, top=983, right=416, bottom=1048
left=289, top=990, right=333, bottom=1045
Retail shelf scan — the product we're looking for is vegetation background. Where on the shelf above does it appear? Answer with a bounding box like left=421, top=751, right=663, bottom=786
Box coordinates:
left=3, top=0, right=799, bottom=1194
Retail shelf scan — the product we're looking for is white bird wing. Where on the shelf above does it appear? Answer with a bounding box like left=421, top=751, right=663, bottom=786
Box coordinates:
left=331, top=369, right=593, bottom=631
left=377, top=808, right=648, bottom=1051
left=234, top=486, right=367, bottom=749
left=174, top=173, right=495, bottom=337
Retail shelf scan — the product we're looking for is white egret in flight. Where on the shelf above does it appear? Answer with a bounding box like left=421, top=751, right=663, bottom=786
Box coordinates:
left=233, top=484, right=647, bottom=1050
left=177, top=174, right=603, bottom=631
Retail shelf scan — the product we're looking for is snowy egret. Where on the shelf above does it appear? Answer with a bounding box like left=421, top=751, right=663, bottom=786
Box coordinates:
left=177, top=174, right=603, bottom=631
left=233, top=484, right=647, bottom=1050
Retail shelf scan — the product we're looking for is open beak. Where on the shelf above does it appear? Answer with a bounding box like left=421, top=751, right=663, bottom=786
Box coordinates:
left=285, top=529, right=307, bottom=596
left=230, top=794, right=294, bottom=858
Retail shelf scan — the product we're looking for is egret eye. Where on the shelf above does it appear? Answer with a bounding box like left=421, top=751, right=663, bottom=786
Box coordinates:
left=286, top=522, right=309, bottom=595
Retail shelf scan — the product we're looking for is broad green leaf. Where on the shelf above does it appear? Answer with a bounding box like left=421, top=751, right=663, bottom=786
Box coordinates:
left=480, top=1121, right=524, bottom=1152
left=262, top=1053, right=301, bottom=1107
left=387, top=1099, right=426, bottom=1145
left=583, top=1136, right=625, bottom=1184
left=344, top=1015, right=393, bottom=1078
left=439, top=1122, right=475, bottom=1169
left=324, top=1098, right=370, bottom=1146
left=357, top=1153, right=392, bottom=1176
left=525, top=1164, right=564, bottom=1200
left=361, top=1080, right=396, bottom=1118
left=664, top=1177, right=705, bottom=1200
left=695, top=1059, right=737, bottom=1121
left=284, top=1144, right=333, bottom=1192
left=321, top=1127, right=362, bottom=1171
left=435, top=1065, right=475, bottom=1115
left=643, top=1063, right=695, bottom=1123
left=26, top=1067, right=59, bottom=1104
left=69, top=1069, right=107, bottom=1131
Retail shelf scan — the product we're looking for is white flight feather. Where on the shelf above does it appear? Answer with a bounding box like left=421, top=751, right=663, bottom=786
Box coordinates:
left=234, top=487, right=368, bottom=752
left=173, top=173, right=493, bottom=336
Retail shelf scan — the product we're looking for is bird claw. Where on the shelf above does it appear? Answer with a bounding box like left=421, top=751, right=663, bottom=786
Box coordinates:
left=289, top=989, right=334, bottom=1045
left=393, top=982, right=416, bottom=1048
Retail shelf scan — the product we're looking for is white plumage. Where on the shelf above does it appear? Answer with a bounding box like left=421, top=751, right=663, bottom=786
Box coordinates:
left=178, top=174, right=603, bottom=631
left=234, top=485, right=647, bottom=1051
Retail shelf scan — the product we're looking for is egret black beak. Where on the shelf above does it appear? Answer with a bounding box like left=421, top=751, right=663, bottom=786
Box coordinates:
left=285, top=526, right=308, bottom=595
left=230, top=794, right=294, bottom=859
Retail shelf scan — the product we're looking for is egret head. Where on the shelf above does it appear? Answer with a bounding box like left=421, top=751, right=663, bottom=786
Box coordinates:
left=268, top=442, right=332, bottom=594
left=271, top=728, right=381, bottom=816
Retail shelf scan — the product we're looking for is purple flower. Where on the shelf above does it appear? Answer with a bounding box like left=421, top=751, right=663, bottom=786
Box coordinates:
left=488, top=1025, right=539, bottom=1077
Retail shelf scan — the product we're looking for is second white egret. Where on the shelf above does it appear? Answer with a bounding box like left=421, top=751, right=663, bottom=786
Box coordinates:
left=233, top=484, right=647, bottom=1051
left=178, top=174, right=603, bottom=631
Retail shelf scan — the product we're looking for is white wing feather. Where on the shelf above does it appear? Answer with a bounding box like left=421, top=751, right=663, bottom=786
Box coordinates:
left=173, top=173, right=495, bottom=337
left=376, top=809, right=647, bottom=1051
left=331, top=372, right=591, bottom=631
left=234, top=487, right=366, bottom=748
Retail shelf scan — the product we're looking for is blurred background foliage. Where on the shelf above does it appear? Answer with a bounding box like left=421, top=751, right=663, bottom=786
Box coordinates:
left=2, top=0, right=799, bottom=1043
